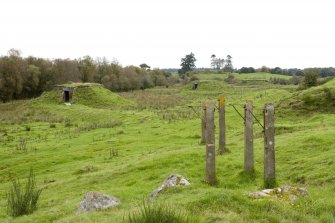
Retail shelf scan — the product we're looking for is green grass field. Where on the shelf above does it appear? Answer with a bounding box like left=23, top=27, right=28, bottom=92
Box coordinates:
left=195, top=72, right=292, bottom=81
left=0, top=75, right=334, bottom=222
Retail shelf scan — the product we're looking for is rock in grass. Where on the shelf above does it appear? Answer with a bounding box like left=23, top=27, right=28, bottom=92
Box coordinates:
left=149, top=174, right=191, bottom=201
left=78, top=192, right=120, bottom=213
left=248, top=186, right=308, bottom=202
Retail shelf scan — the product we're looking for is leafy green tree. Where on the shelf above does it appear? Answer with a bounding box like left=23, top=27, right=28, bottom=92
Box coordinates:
left=78, top=56, right=96, bottom=82
left=53, top=59, right=81, bottom=84
left=95, top=57, right=110, bottom=83
left=139, top=63, right=150, bottom=70
left=260, top=66, right=270, bottom=73
left=217, top=58, right=225, bottom=70
left=211, top=54, right=225, bottom=70
left=303, top=68, right=320, bottom=87
left=178, top=53, right=196, bottom=75
left=22, top=65, right=41, bottom=97
left=7, top=48, right=21, bottom=57
left=210, top=54, right=216, bottom=69
left=224, top=55, right=233, bottom=73
left=0, top=49, right=177, bottom=101
left=0, top=50, right=26, bottom=101
left=150, top=69, right=168, bottom=86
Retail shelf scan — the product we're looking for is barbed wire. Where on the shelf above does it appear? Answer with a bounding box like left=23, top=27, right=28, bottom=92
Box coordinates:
left=188, top=103, right=265, bottom=130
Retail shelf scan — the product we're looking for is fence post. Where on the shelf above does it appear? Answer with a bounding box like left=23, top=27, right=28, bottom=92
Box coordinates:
left=218, top=96, right=226, bottom=154
left=264, top=103, right=276, bottom=188
left=244, top=101, right=254, bottom=173
left=200, top=102, right=206, bottom=144
left=205, top=99, right=216, bottom=185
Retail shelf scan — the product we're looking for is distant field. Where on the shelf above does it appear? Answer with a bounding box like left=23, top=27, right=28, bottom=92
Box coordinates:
left=0, top=74, right=334, bottom=222
left=195, top=72, right=292, bottom=80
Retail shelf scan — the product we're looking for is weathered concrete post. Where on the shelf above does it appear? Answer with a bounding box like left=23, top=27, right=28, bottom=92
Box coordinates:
left=244, top=101, right=254, bottom=173
left=200, top=102, right=206, bottom=144
left=264, top=103, right=276, bottom=188
left=205, top=99, right=216, bottom=185
left=218, top=96, right=226, bottom=154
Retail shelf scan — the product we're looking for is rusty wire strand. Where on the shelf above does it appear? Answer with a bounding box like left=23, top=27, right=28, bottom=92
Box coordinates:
left=231, top=104, right=245, bottom=122
left=187, top=105, right=201, bottom=118
left=248, top=110, right=264, bottom=129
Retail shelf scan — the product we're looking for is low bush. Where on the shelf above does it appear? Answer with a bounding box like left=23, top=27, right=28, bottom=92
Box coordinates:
left=7, top=168, right=43, bottom=217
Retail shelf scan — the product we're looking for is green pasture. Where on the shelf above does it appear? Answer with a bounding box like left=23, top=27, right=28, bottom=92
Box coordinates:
left=0, top=77, right=334, bottom=222
left=195, top=72, right=292, bottom=81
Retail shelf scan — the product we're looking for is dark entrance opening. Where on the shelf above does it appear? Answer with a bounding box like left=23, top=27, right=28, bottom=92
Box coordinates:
left=192, top=83, right=199, bottom=90
left=64, top=91, right=70, bottom=102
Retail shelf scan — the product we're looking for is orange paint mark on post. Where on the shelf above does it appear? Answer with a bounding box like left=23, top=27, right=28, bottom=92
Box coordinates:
left=219, top=96, right=225, bottom=107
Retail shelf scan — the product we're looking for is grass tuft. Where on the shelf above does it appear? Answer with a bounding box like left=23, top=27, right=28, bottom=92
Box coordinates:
left=127, top=202, right=198, bottom=223
left=7, top=168, right=43, bottom=217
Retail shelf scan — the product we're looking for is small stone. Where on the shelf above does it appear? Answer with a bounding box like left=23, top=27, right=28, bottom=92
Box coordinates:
left=78, top=192, right=120, bottom=213
left=248, top=186, right=308, bottom=203
left=262, top=189, right=274, bottom=194
left=149, top=174, right=190, bottom=200
left=297, top=187, right=308, bottom=196
left=248, top=191, right=270, bottom=198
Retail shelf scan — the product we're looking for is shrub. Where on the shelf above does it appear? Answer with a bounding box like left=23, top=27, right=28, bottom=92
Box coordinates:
left=304, top=68, right=320, bottom=87
left=128, top=202, right=198, bottom=223
left=49, top=123, right=56, bottom=128
left=7, top=168, right=43, bottom=217
left=323, top=87, right=333, bottom=100
left=224, top=74, right=238, bottom=84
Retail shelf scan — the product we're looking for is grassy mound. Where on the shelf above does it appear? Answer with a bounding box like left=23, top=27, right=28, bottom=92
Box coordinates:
left=35, top=83, right=133, bottom=108
left=280, top=79, right=335, bottom=112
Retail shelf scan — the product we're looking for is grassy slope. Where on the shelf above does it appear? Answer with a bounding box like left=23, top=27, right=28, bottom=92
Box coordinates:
left=279, top=78, right=335, bottom=112
left=0, top=77, right=334, bottom=222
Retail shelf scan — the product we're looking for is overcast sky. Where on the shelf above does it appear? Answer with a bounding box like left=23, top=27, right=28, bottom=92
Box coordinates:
left=1, top=0, right=335, bottom=69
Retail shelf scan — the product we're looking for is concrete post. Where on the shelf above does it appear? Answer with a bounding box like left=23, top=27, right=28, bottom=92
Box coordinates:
left=244, top=101, right=254, bottom=173
left=201, top=102, right=206, bottom=144
left=264, top=103, right=276, bottom=188
left=205, top=99, right=216, bottom=184
left=218, top=96, right=226, bottom=154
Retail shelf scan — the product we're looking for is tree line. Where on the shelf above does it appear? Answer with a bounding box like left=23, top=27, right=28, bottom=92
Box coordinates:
left=238, top=66, right=335, bottom=87
left=0, top=49, right=176, bottom=102
left=210, top=54, right=233, bottom=72
left=238, top=65, right=335, bottom=78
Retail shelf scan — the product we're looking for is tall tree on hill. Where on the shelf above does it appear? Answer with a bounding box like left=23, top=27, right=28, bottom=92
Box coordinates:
left=224, top=55, right=233, bottom=73
left=211, top=54, right=225, bottom=70
left=211, top=54, right=216, bottom=69
left=217, top=58, right=225, bottom=70
left=178, top=52, right=196, bottom=75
